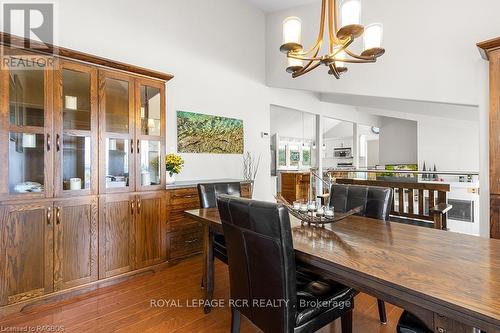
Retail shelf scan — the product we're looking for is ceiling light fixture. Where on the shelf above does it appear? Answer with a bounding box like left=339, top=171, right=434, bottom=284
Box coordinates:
left=280, top=0, right=385, bottom=79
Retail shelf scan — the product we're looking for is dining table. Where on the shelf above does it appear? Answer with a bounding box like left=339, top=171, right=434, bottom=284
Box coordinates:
left=184, top=208, right=500, bottom=333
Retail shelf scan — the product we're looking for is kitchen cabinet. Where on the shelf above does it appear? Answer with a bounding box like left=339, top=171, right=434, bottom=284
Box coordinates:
left=98, top=193, right=136, bottom=279
left=54, top=60, right=98, bottom=197
left=53, top=197, right=98, bottom=291
left=0, top=201, right=54, bottom=305
left=0, top=53, right=54, bottom=200
left=99, top=192, right=167, bottom=277
left=165, top=182, right=252, bottom=261
left=134, top=192, right=166, bottom=268
left=0, top=33, right=172, bottom=311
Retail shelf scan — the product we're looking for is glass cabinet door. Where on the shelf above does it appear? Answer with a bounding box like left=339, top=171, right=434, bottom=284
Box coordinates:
left=135, top=79, right=165, bottom=191
left=54, top=61, right=97, bottom=197
left=2, top=55, right=53, bottom=199
left=139, top=140, right=161, bottom=186
left=100, top=70, right=135, bottom=193
left=104, top=138, right=130, bottom=189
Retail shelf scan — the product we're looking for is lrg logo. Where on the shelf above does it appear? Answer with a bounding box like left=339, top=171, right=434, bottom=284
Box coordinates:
left=2, top=2, right=54, bottom=49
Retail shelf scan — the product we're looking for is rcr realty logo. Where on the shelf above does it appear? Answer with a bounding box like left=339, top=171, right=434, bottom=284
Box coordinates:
left=2, top=2, right=55, bottom=49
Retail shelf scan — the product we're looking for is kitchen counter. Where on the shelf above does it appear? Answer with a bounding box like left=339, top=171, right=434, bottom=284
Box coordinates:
left=165, top=178, right=252, bottom=190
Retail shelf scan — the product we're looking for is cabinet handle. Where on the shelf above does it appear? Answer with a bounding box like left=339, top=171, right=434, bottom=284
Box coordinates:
left=185, top=239, right=198, bottom=244
left=137, top=199, right=141, bottom=214
left=47, top=207, right=52, bottom=226
left=47, top=134, right=51, bottom=151
left=173, top=194, right=197, bottom=199
left=56, top=134, right=61, bottom=152
left=130, top=139, right=134, bottom=154
left=137, top=139, right=140, bottom=154
left=131, top=201, right=135, bottom=214
left=56, top=207, right=61, bottom=225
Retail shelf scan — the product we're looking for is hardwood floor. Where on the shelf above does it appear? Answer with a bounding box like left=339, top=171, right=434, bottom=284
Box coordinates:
left=0, top=256, right=403, bottom=332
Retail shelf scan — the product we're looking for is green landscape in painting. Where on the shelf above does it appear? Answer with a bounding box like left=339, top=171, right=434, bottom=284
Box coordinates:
left=177, top=111, right=244, bottom=154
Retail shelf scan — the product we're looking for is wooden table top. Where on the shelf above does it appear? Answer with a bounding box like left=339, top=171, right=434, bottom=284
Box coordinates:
left=185, top=208, right=500, bottom=330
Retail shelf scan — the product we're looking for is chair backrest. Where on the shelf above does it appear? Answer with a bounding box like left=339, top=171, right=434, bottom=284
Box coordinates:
left=217, top=195, right=297, bottom=333
left=329, top=184, right=393, bottom=221
left=197, top=182, right=241, bottom=208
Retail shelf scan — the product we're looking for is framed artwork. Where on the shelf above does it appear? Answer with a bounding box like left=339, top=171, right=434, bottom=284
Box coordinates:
left=177, top=111, right=244, bottom=154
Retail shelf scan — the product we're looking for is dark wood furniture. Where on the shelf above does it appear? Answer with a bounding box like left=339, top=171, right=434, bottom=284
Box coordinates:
left=280, top=171, right=311, bottom=203
left=335, top=179, right=451, bottom=229
left=166, top=181, right=252, bottom=262
left=478, top=36, right=500, bottom=239
left=186, top=208, right=500, bottom=333
left=0, top=33, right=171, bottom=314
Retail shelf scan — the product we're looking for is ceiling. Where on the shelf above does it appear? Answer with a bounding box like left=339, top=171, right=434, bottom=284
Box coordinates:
left=246, top=0, right=319, bottom=13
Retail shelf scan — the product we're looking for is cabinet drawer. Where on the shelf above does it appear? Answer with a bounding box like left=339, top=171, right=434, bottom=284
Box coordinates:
left=167, top=188, right=200, bottom=206
left=167, top=228, right=203, bottom=260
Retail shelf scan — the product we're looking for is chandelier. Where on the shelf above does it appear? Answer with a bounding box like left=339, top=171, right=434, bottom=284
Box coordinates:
left=280, top=0, right=385, bottom=79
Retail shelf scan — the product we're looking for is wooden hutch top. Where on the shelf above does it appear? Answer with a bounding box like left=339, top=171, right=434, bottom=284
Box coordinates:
left=0, top=32, right=174, bottom=81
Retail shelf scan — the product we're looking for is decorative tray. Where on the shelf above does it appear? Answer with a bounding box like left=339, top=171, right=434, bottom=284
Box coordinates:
left=276, top=194, right=363, bottom=225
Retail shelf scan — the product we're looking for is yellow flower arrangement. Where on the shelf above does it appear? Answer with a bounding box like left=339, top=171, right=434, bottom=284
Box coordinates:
left=165, top=153, right=184, bottom=176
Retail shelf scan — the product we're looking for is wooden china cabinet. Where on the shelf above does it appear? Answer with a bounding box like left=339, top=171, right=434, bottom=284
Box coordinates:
left=478, top=37, right=500, bottom=239
left=0, top=33, right=173, bottom=310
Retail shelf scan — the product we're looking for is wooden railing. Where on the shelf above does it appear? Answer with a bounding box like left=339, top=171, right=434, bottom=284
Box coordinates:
left=335, top=179, right=451, bottom=228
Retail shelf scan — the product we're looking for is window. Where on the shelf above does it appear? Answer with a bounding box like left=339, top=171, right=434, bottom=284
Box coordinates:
left=302, top=146, right=311, bottom=166
left=278, top=145, right=287, bottom=167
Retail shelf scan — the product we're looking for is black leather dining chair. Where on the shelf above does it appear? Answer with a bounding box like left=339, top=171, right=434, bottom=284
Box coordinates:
left=197, top=182, right=241, bottom=265
left=329, top=183, right=393, bottom=325
left=217, top=195, right=356, bottom=333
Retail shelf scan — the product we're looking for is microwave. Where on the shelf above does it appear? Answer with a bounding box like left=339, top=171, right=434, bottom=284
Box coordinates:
left=334, top=147, right=352, bottom=158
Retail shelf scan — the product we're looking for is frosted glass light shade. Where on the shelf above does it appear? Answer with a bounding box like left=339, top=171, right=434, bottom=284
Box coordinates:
left=341, top=0, right=361, bottom=27
left=283, top=17, right=302, bottom=45
left=364, top=23, right=383, bottom=50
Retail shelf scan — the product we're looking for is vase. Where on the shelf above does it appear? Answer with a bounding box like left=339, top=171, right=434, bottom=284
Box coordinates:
left=166, top=172, right=176, bottom=185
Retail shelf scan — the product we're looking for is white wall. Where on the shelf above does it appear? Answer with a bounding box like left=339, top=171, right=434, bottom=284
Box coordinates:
left=418, top=119, right=480, bottom=172
left=50, top=0, right=274, bottom=200
left=378, top=118, right=417, bottom=165
left=270, top=105, right=316, bottom=140
left=367, top=140, right=380, bottom=167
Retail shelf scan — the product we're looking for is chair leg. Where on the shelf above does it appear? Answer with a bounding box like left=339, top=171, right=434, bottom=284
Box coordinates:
left=377, top=299, right=387, bottom=324
left=340, top=309, right=353, bottom=333
left=231, top=307, right=241, bottom=333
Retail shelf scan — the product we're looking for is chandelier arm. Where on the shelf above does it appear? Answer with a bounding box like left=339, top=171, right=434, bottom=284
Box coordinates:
left=328, top=0, right=336, bottom=52
left=293, top=38, right=323, bottom=58
left=344, top=49, right=377, bottom=61
left=328, top=63, right=340, bottom=79
left=298, top=0, right=327, bottom=57
left=291, top=39, right=324, bottom=74
left=335, top=58, right=376, bottom=64
left=324, top=36, right=354, bottom=60
left=292, top=61, right=322, bottom=78
left=333, top=0, right=339, bottom=35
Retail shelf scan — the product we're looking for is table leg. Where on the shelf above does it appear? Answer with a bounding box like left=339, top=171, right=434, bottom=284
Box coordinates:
left=203, top=225, right=214, bottom=314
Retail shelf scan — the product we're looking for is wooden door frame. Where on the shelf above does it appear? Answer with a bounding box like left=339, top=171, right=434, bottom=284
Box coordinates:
left=134, top=191, right=166, bottom=269
left=53, top=196, right=98, bottom=291
left=0, top=201, right=54, bottom=305
left=53, top=59, right=99, bottom=198
left=98, top=193, right=136, bottom=279
left=134, top=78, right=166, bottom=192
left=98, top=69, right=136, bottom=195
left=0, top=53, right=54, bottom=201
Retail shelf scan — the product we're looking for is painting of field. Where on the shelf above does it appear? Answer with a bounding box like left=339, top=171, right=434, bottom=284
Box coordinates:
left=177, top=111, right=244, bottom=154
